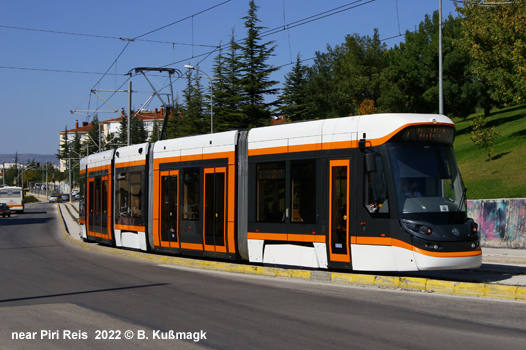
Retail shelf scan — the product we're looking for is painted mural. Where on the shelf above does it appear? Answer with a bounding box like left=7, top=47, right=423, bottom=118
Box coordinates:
left=468, top=199, right=526, bottom=248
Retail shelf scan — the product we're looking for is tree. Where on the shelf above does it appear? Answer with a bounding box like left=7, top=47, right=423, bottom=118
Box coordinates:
left=385, top=14, right=441, bottom=114
left=358, top=98, right=377, bottom=115
left=82, top=116, right=100, bottom=155
left=441, top=14, right=483, bottom=118
left=305, top=46, right=350, bottom=118
left=131, top=114, right=148, bottom=144
left=380, top=12, right=481, bottom=118
left=237, top=0, right=279, bottom=128
left=174, top=69, right=208, bottom=137
left=116, top=112, right=148, bottom=146
left=149, top=118, right=161, bottom=143
left=212, top=32, right=246, bottom=131
left=72, top=130, right=82, bottom=157
left=305, top=29, right=388, bottom=118
left=116, top=114, right=128, bottom=146
left=278, top=54, right=310, bottom=121
left=457, top=1, right=526, bottom=105
left=164, top=98, right=184, bottom=139
left=57, top=126, right=70, bottom=169
left=342, top=29, right=388, bottom=110
left=470, top=116, right=501, bottom=161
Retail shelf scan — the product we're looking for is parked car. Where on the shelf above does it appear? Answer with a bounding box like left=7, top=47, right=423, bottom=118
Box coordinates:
left=0, top=203, right=11, bottom=217
left=49, top=194, right=61, bottom=203
left=61, top=193, right=70, bottom=202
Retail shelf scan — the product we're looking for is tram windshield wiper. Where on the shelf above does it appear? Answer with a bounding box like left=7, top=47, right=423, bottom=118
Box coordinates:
left=449, top=186, right=467, bottom=224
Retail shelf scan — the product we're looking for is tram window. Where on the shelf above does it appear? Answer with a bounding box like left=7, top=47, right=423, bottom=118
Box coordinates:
left=291, top=161, right=316, bottom=223
left=79, top=174, right=86, bottom=219
left=129, top=172, right=142, bottom=219
left=116, top=171, right=143, bottom=225
left=116, top=173, right=130, bottom=219
left=88, top=181, right=94, bottom=228
left=161, top=174, right=178, bottom=242
left=183, top=169, right=200, bottom=220
left=94, top=177, right=101, bottom=227
left=257, top=162, right=285, bottom=222
left=365, top=154, right=389, bottom=214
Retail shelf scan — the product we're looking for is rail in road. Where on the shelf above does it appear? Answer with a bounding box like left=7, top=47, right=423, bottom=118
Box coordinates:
left=54, top=201, right=526, bottom=302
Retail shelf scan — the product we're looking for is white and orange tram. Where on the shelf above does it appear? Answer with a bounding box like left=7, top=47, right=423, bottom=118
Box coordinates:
left=79, top=113, right=482, bottom=272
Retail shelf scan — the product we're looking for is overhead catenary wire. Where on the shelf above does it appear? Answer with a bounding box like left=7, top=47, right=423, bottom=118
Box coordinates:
left=161, top=0, right=378, bottom=69
left=3, top=0, right=410, bottom=121
left=259, top=0, right=376, bottom=39
left=80, top=1, right=231, bottom=119
left=0, top=26, right=219, bottom=48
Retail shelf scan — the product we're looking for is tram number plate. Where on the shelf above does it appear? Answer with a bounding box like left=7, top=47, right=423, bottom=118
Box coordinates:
left=335, top=243, right=343, bottom=248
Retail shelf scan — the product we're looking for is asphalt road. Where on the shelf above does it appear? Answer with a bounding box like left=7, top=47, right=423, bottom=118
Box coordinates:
left=1, top=202, right=526, bottom=350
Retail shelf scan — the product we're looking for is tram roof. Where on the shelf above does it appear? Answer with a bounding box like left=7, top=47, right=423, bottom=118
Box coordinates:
left=153, top=130, right=239, bottom=159
left=248, top=113, right=454, bottom=151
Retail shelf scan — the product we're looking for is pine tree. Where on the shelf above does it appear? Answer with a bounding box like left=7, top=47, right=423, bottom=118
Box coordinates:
left=279, top=54, right=310, bottom=121
left=57, top=126, right=70, bottom=165
left=212, top=31, right=246, bottom=131
left=131, top=114, right=148, bottom=144
left=72, top=130, right=82, bottom=157
left=83, top=116, right=100, bottom=155
left=165, top=98, right=184, bottom=139
left=117, top=115, right=128, bottom=146
left=237, top=0, right=279, bottom=128
left=149, top=118, right=161, bottom=142
left=70, top=130, right=82, bottom=187
left=178, top=70, right=208, bottom=137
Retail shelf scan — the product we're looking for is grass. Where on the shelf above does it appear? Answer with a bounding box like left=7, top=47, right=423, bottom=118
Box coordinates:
left=23, top=195, right=39, bottom=203
left=452, top=105, right=526, bottom=199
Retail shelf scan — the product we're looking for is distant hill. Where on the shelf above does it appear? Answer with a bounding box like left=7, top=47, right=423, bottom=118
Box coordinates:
left=0, top=154, right=59, bottom=166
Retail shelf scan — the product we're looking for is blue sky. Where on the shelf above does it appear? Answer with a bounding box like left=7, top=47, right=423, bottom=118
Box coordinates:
left=0, top=0, right=458, bottom=156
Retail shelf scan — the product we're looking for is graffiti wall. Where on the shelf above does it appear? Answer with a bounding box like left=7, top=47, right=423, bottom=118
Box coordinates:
left=468, top=199, right=526, bottom=248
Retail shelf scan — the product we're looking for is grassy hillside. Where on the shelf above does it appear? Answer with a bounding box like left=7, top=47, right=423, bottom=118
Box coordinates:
left=452, top=105, right=526, bottom=200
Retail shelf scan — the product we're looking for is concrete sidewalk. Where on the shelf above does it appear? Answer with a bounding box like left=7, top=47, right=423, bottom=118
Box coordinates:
left=481, top=247, right=526, bottom=266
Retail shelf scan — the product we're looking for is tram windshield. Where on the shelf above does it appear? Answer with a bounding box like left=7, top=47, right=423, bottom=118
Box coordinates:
left=387, top=144, right=466, bottom=221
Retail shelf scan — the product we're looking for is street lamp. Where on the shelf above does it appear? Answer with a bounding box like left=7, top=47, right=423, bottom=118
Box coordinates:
left=184, top=65, right=214, bottom=134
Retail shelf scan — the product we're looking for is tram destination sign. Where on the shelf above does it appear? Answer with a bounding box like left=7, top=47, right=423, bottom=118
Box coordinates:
left=393, top=125, right=455, bottom=143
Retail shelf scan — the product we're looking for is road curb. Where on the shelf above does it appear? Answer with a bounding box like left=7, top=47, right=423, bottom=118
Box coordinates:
left=56, top=205, right=524, bottom=302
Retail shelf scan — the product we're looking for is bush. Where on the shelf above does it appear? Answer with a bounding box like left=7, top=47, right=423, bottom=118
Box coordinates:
left=23, top=195, right=39, bottom=203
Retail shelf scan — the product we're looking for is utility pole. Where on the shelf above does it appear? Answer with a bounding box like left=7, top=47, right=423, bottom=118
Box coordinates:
left=70, top=86, right=134, bottom=149
left=45, top=162, right=48, bottom=200
left=439, top=0, right=444, bottom=115
left=128, top=81, right=132, bottom=146
left=68, top=158, right=72, bottom=202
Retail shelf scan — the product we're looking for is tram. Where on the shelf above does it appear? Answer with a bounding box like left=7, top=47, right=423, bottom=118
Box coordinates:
left=78, top=113, right=481, bottom=272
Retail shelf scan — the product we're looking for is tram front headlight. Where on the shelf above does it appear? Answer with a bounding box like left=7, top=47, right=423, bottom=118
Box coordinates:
left=419, top=226, right=433, bottom=235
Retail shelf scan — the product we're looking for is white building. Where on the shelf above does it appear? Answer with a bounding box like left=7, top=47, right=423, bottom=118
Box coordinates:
left=58, top=108, right=167, bottom=172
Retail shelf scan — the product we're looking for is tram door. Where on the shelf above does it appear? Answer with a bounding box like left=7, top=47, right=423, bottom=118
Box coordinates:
left=160, top=170, right=179, bottom=247
left=88, top=176, right=110, bottom=237
left=328, top=160, right=351, bottom=263
left=203, top=167, right=227, bottom=253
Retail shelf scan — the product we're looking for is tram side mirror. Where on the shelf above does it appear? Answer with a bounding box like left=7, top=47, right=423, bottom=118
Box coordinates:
left=365, top=153, right=377, bottom=173
left=359, top=133, right=367, bottom=150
